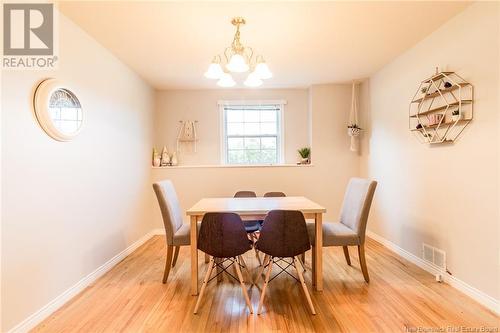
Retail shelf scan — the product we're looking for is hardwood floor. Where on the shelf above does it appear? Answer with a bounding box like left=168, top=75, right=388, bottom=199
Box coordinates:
left=33, top=236, right=499, bottom=332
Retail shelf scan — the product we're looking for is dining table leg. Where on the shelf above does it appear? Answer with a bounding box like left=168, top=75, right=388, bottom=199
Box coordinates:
left=314, top=212, right=323, bottom=291
left=190, top=215, right=199, bottom=295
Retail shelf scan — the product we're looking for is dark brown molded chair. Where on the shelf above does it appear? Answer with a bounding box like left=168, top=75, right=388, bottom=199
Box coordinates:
left=194, top=213, right=253, bottom=314
left=234, top=191, right=258, bottom=198
left=234, top=191, right=262, bottom=264
left=153, top=180, right=198, bottom=283
left=263, top=192, right=286, bottom=197
left=306, top=178, right=377, bottom=283
left=255, top=210, right=316, bottom=315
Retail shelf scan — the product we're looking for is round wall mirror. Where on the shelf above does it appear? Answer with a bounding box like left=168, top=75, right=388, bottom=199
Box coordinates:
left=34, top=79, right=83, bottom=141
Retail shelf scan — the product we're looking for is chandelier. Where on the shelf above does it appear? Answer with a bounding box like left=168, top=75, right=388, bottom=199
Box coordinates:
left=204, top=17, right=272, bottom=88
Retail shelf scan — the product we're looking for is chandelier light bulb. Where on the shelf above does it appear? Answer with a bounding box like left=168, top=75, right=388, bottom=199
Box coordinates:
left=217, top=73, right=236, bottom=87
left=255, top=60, right=273, bottom=79
left=204, top=62, right=224, bottom=79
left=244, top=72, right=263, bottom=87
left=226, top=54, right=249, bottom=73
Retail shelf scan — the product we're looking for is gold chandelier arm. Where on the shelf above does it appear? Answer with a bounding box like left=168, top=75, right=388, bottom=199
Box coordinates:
left=223, top=47, right=233, bottom=63
left=243, top=46, right=254, bottom=66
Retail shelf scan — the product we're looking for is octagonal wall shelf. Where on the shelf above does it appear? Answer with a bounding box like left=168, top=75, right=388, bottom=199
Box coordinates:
left=409, top=70, right=473, bottom=144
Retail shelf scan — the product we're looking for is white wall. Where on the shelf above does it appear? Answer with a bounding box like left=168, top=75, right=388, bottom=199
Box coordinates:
left=1, top=12, right=154, bottom=332
left=152, top=84, right=360, bottom=226
left=360, top=2, right=500, bottom=302
left=155, top=89, right=310, bottom=165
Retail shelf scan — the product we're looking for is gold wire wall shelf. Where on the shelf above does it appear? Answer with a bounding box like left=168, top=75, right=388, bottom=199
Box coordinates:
left=409, top=69, right=473, bottom=144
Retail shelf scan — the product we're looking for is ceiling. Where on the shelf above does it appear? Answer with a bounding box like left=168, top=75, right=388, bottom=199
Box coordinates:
left=58, top=1, right=469, bottom=90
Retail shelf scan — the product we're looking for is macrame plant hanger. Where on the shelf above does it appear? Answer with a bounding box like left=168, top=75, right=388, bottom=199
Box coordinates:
left=348, top=81, right=361, bottom=152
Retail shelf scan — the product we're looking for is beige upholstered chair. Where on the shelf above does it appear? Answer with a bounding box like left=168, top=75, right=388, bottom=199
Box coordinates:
left=153, top=180, right=196, bottom=283
left=307, top=178, right=377, bottom=282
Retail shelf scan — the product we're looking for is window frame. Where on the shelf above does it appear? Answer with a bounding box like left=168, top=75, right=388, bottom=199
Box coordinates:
left=219, top=100, right=286, bottom=165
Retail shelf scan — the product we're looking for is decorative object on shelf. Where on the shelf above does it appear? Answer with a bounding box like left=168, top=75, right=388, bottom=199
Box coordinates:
left=348, top=81, right=362, bottom=152
left=204, top=17, right=272, bottom=88
left=297, top=147, right=311, bottom=165
left=152, top=148, right=161, bottom=167
left=428, top=114, right=443, bottom=126
left=409, top=68, right=473, bottom=144
left=170, top=152, right=178, bottom=166
left=177, top=120, right=198, bottom=152
left=420, top=87, right=428, bottom=99
left=451, top=109, right=462, bottom=121
left=160, top=146, right=170, bottom=166
left=33, top=78, right=83, bottom=141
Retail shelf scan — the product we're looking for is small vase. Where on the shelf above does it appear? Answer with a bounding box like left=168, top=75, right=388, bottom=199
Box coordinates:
left=152, top=148, right=160, bottom=167
left=171, top=152, right=178, bottom=166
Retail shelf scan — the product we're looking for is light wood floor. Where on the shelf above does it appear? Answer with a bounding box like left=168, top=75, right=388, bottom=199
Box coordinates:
left=34, top=236, right=499, bottom=332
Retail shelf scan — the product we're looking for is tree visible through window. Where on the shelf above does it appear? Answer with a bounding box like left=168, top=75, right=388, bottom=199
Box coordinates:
left=221, top=103, right=283, bottom=165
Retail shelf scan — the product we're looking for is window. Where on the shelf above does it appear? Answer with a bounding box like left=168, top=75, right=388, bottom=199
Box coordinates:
left=220, top=101, right=285, bottom=165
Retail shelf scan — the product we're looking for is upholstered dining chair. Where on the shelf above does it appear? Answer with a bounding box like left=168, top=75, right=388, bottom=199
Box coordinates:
left=263, top=191, right=286, bottom=197
left=153, top=180, right=197, bottom=283
left=255, top=210, right=316, bottom=315
left=306, top=178, right=377, bottom=283
left=194, top=212, right=253, bottom=314
left=234, top=190, right=262, bottom=264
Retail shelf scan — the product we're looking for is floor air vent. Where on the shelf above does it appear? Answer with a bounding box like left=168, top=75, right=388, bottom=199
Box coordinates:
left=422, top=243, right=446, bottom=270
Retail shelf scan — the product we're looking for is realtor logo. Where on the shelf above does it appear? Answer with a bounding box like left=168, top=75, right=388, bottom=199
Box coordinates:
left=2, top=3, right=58, bottom=69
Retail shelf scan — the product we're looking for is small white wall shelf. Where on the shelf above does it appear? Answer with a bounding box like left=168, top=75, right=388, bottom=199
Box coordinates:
left=409, top=70, right=473, bottom=144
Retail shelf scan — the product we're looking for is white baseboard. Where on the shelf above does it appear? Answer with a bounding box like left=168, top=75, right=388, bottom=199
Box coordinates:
left=367, top=230, right=500, bottom=315
left=8, top=230, right=159, bottom=333
left=152, top=228, right=165, bottom=235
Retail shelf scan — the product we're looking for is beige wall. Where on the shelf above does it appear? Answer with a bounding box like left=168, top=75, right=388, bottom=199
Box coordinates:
left=1, top=12, right=154, bottom=331
left=152, top=84, right=360, bottom=225
left=154, top=89, right=310, bottom=165
left=360, top=2, right=499, bottom=301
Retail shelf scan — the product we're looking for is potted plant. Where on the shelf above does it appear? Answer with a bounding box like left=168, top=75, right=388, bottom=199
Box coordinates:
left=297, top=147, right=311, bottom=164
left=347, top=124, right=362, bottom=137
left=451, top=109, right=462, bottom=121
left=421, top=86, right=428, bottom=96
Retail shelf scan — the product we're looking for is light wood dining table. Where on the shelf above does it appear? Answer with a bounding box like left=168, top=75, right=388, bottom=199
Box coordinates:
left=186, top=196, right=326, bottom=295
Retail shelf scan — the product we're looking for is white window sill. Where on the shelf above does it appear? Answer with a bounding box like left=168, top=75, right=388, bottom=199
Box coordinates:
left=152, top=164, right=314, bottom=169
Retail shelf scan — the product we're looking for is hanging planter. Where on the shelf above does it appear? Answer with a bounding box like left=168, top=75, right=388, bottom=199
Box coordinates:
left=347, top=124, right=362, bottom=137
left=348, top=82, right=362, bottom=151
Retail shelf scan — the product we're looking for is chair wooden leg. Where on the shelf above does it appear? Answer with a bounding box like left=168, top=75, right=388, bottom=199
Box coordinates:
left=234, top=258, right=254, bottom=314
left=194, top=257, right=215, bottom=314
left=343, top=246, right=351, bottom=266
left=172, top=246, right=180, bottom=267
left=255, top=254, right=270, bottom=285
left=358, top=244, right=370, bottom=283
left=298, top=255, right=306, bottom=272
left=294, top=257, right=316, bottom=315
left=162, top=245, right=174, bottom=283
left=257, top=258, right=273, bottom=315
left=311, top=245, right=317, bottom=286
left=238, top=255, right=253, bottom=284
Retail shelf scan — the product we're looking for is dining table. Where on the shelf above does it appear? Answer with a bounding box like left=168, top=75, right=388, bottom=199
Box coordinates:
left=186, top=196, right=326, bottom=295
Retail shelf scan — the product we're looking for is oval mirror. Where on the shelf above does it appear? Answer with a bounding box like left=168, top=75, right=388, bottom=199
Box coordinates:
left=34, top=79, right=83, bottom=141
